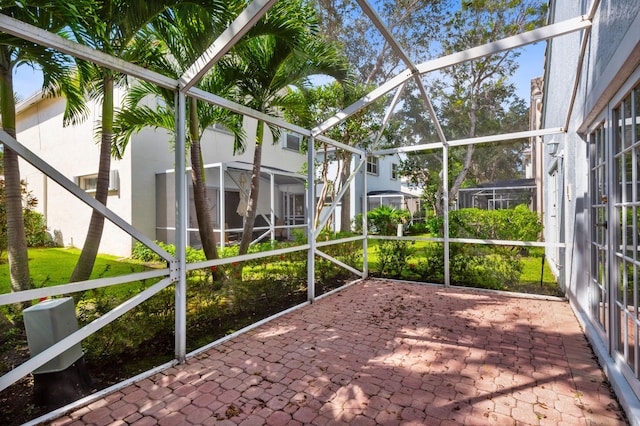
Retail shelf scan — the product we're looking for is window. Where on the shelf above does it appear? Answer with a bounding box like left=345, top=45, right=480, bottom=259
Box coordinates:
left=391, top=163, right=398, bottom=180
left=75, top=170, right=119, bottom=195
left=366, top=156, right=379, bottom=175
left=77, top=174, right=98, bottom=192
left=282, top=132, right=302, bottom=152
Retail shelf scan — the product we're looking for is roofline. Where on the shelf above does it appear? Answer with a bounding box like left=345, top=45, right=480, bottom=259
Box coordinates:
left=15, top=89, right=45, bottom=114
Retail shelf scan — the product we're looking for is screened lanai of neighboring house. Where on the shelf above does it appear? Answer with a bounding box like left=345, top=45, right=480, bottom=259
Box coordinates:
left=1, top=0, right=640, bottom=424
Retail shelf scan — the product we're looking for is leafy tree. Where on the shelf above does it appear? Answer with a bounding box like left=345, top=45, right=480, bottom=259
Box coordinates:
left=398, top=0, right=546, bottom=214
left=436, top=0, right=546, bottom=208
left=66, top=1, right=180, bottom=282
left=0, top=0, right=87, bottom=293
left=219, top=0, right=349, bottom=255
left=314, top=0, right=451, bottom=85
left=285, top=80, right=389, bottom=232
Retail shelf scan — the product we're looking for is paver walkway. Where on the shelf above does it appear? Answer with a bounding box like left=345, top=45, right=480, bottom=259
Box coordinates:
left=48, top=279, right=628, bottom=425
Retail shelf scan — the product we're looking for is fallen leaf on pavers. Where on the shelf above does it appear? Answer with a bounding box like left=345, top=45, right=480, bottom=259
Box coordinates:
left=225, top=404, right=242, bottom=419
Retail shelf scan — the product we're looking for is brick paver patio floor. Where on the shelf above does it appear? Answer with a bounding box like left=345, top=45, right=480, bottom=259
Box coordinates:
left=49, top=279, right=628, bottom=425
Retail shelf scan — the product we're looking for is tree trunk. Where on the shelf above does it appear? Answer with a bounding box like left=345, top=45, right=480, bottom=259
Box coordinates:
left=238, top=120, right=264, bottom=255
left=448, top=96, right=479, bottom=207
left=449, top=144, right=476, bottom=205
left=189, top=97, right=218, bottom=261
left=0, top=54, right=31, bottom=293
left=70, top=73, right=113, bottom=282
left=315, top=144, right=331, bottom=229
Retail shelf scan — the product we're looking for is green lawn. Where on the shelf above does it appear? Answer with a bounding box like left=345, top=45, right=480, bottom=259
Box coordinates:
left=0, top=248, right=149, bottom=294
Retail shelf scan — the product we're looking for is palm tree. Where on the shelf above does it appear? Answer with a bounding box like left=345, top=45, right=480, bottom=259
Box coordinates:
left=66, top=1, right=181, bottom=282
left=219, top=0, right=349, bottom=255
left=0, top=0, right=88, bottom=293
left=113, top=4, right=244, bottom=262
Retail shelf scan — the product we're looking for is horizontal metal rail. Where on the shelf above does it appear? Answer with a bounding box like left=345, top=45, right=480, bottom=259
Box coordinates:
left=185, top=244, right=311, bottom=271
left=315, top=235, right=366, bottom=248
left=0, top=277, right=173, bottom=393
left=0, top=269, right=170, bottom=306
left=371, top=235, right=566, bottom=248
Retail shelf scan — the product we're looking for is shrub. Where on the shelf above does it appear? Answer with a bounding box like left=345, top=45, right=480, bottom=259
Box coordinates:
left=448, top=205, right=542, bottom=240
left=23, top=210, right=51, bottom=247
left=375, top=240, right=414, bottom=278
left=367, top=205, right=410, bottom=236
left=0, top=179, right=53, bottom=257
left=131, top=241, right=206, bottom=263
left=406, top=221, right=429, bottom=235
left=131, top=242, right=160, bottom=262
left=412, top=243, right=523, bottom=290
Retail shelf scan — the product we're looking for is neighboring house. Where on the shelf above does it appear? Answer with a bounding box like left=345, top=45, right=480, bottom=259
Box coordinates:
left=316, top=151, right=421, bottom=231
left=542, top=0, right=640, bottom=417
left=456, top=178, right=536, bottom=210
left=15, top=89, right=307, bottom=258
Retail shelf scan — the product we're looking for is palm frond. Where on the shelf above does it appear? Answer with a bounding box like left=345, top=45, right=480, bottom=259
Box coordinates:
left=113, top=104, right=175, bottom=159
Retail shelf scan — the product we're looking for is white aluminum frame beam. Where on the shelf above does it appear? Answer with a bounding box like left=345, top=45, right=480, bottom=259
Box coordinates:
left=355, top=0, right=413, bottom=67
left=414, top=76, right=448, bottom=144
left=179, top=0, right=278, bottom=91
left=353, top=2, right=448, bottom=144
left=0, top=269, right=169, bottom=306
left=0, top=130, right=174, bottom=261
left=373, top=127, right=565, bottom=155
left=313, top=15, right=593, bottom=136
left=0, top=14, right=176, bottom=90
left=564, top=0, right=600, bottom=131
left=188, top=87, right=357, bottom=153
left=415, top=16, right=592, bottom=75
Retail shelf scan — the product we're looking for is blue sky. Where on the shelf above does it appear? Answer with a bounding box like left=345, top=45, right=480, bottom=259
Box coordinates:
left=511, top=42, right=546, bottom=101
left=14, top=66, right=44, bottom=101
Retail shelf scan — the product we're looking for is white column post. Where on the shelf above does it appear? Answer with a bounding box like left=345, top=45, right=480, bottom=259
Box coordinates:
left=362, top=152, right=369, bottom=278
left=270, top=173, right=276, bottom=243
left=307, top=137, right=316, bottom=302
left=174, top=91, right=187, bottom=363
left=219, top=164, right=226, bottom=249
left=443, top=144, right=450, bottom=287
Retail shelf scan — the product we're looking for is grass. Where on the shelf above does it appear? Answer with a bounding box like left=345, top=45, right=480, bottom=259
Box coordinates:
left=0, top=247, right=150, bottom=295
